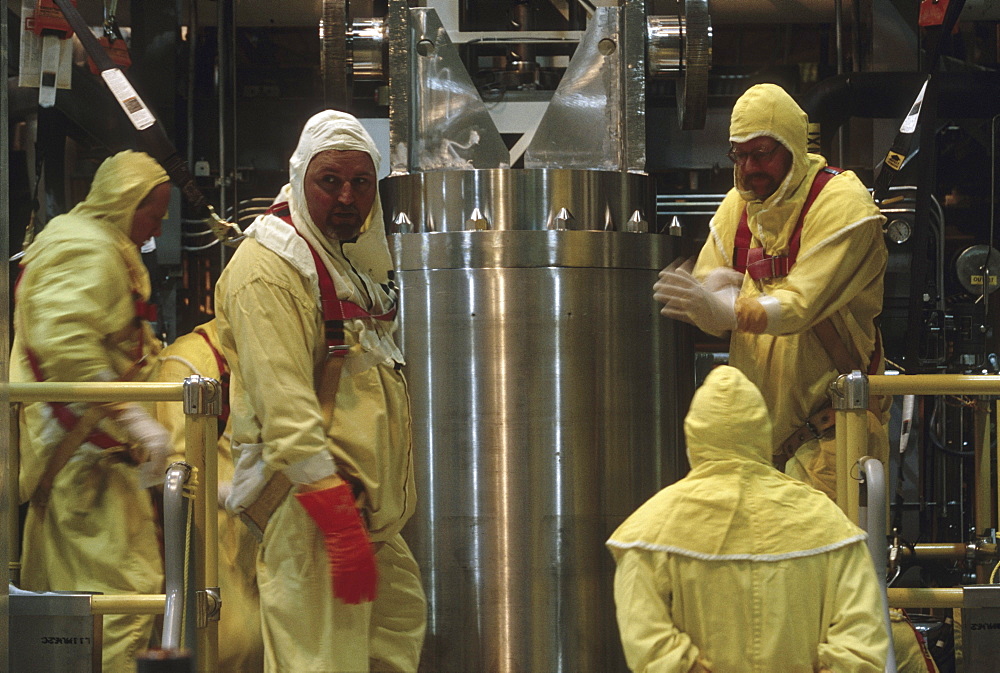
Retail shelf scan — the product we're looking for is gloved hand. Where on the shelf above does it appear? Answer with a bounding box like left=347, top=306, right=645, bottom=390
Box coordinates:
left=115, top=403, right=173, bottom=488
left=295, top=482, right=377, bottom=604
left=702, top=265, right=745, bottom=297
left=654, top=260, right=737, bottom=336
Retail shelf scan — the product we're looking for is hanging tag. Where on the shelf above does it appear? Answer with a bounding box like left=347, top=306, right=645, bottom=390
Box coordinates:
left=919, top=0, right=950, bottom=27
left=18, top=0, right=73, bottom=104
left=38, top=33, right=62, bottom=107
left=100, top=69, right=156, bottom=130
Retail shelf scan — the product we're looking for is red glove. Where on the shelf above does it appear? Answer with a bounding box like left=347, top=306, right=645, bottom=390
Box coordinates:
left=294, top=482, right=377, bottom=604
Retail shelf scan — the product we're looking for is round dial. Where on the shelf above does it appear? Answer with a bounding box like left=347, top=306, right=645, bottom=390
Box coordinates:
left=885, top=218, right=912, bottom=244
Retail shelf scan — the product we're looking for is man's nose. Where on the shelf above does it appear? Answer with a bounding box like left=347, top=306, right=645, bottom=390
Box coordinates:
left=338, top=182, right=355, bottom=204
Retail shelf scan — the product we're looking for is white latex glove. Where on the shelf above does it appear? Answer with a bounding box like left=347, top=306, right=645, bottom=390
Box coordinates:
left=654, top=263, right=737, bottom=336
left=116, top=403, right=173, bottom=488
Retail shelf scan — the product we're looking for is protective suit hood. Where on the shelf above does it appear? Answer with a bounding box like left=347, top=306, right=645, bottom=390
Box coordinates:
left=287, top=110, right=393, bottom=288
left=246, top=110, right=403, bottom=368
left=608, top=366, right=864, bottom=559
left=21, top=150, right=168, bottom=300
left=730, top=84, right=830, bottom=253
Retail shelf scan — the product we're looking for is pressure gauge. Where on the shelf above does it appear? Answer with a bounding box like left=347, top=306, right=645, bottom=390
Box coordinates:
left=884, top=218, right=912, bottom=244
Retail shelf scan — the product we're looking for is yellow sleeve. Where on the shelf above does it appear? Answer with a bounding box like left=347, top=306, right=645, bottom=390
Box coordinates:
left=817, top=543, right=889, bottom=672
left=613, top=549, right=701, bottom=673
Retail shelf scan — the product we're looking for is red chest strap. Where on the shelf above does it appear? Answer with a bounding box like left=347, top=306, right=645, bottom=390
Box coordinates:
left=733, top=167, right=841, bottom=280
left=24, top=347, right=120, bottom=449
left=265, top=204, right=397, bottom=353
left=196, top=330, right=230, bottom=427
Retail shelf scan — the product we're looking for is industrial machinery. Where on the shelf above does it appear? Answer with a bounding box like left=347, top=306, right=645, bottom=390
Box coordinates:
left=6, top=1, right=1000, bottom=672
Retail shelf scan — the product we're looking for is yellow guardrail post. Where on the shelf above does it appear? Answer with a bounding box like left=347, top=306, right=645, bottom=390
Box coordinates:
left=183, top=376, right=222, bottom=673
left=973, top=397, right=993, bottom=584
left=831, top=371, right=870, bottom=522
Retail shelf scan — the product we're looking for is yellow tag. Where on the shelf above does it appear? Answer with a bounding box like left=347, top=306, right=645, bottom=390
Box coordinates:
left=885, top=151, right=906, bottom=171
left=969, top=275, right=999, bottom=286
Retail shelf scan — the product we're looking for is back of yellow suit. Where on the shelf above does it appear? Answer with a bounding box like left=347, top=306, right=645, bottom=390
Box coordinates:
left=154, top=320, right=264, bottom=672
left=608, top=365, right=889, bottom=673
left=12, top=151, right=169, bottom=673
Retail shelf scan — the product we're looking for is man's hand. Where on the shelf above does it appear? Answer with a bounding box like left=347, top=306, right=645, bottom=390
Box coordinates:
left=654, top=259, right=738, bottom=336
left=295, top=481, right=377, bottom=604
left=114, top=403, right=172, bottom=488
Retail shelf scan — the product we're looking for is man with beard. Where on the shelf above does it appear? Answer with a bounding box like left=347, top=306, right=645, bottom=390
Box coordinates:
left=215, top=111, right=425, bottom=672
left=653, top=83, right=939, bottom=673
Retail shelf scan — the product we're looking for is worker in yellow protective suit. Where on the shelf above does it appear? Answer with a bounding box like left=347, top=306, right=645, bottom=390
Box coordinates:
left=653, top=83, right=938, bottom=672
left=215, top=110, right=426, bottom=672
left=154, top=320, right=263, bottom=672
left=607, top=365, right=889, bottom=673
left=12, top=150, right=174, bottom=673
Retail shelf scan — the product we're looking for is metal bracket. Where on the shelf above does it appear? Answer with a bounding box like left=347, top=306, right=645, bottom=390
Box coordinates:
left=182, top=375, right=222, bottom=417
left=197, top=587, right=222, bottom=628
left=830, top=370, right=869, bottom=411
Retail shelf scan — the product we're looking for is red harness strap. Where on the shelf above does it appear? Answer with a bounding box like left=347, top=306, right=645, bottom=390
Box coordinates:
left=733, top=166, right=842, bottom=280
left=265, top=203, right=397, bottom=355
left=197, top=330, right=231, bottom=428
left=24, top=348, right=121, bottom=449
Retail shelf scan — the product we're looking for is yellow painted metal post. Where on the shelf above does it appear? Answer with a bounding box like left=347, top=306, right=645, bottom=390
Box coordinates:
left=973, top=400, right=992, bottom=535
left=831, top=371, right=870, bottom=522
left=183, top=376, right=221, bottom=673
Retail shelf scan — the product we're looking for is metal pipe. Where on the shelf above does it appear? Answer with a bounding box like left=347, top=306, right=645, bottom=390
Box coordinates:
left=974, top=403, right=993, bottom=550
left=90, top=595, right=167, bottom=614
left=868, top=374, right=1000, bottom=396
left=161, top=462, right=193, bottom=651
left=857, top=457, right=897, bottom=673
left=8, top=381, right=185, bottom=403
left=886, top=587, right=965, bottom=609
left=900, top=543, right=972, bottom=560
left=183, top=377, right=221, bottom=672
left=834, top=403, right=868, bottom=521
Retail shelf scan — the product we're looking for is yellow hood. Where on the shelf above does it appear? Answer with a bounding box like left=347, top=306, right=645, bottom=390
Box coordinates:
left=608, top=366, right=864, bottom=559
left=730, top=83, right=829, bottom=255
left=22, top=150, right=168, bottom=301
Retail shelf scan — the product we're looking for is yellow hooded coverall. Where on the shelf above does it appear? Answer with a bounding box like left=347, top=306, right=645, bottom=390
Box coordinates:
left=12, top=150, right=169, bottom=673
left=216, top=111, right=426, bottom=673
left=690, top=85, right=938, bottom=673
left=607, top=365, right=889, bottom=673
left=154, top=320, right=264, bottom=672
left=693, top=82, right=889, bottom=498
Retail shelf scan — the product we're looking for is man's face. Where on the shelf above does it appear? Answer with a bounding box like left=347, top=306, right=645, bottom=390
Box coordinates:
left=129, top=182, right=171, bottom=246
left=730, top=136, right=793, bottom=200
left=304, top=149, right=377, bottom=241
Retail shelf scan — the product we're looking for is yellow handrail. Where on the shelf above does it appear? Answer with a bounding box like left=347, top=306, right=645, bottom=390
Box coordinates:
left=8, top=381, right=184, bottom=403
left=8, top=379, right=218, bottom=672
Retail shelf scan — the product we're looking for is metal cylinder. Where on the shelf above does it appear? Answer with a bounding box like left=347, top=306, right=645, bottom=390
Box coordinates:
left=384, top=169, right=688, bottom=673
left=350, top=17, right=386, bottom=81
left=381, top=169, right=654, bottom=233
left=647, top=15, right=684, bottom=77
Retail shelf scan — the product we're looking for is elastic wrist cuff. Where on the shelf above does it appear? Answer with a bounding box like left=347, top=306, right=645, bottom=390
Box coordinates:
left=735, top=297, right=769, bottom=333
